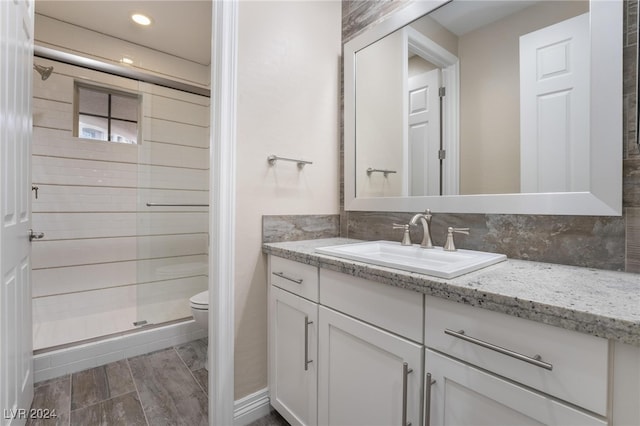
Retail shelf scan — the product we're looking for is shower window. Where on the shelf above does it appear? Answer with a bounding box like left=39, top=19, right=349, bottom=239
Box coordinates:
left=75, top=84, right=140, bottom=144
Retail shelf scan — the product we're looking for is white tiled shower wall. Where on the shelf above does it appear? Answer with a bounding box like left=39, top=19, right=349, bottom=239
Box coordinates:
left=31, top=59, right=210, bottom=349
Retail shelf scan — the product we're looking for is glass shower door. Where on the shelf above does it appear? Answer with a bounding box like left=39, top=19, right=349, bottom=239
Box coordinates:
left=135, top=82, right=210, bottom=327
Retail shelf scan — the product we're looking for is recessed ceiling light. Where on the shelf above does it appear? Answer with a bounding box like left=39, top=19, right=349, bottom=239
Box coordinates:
left=131, top=13, right=152, bottom=26
left=121, top=57, right=134, bottom=65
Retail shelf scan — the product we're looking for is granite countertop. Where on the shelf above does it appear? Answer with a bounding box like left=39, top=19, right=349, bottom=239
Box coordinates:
left=263, top=238, right=640, bottom=346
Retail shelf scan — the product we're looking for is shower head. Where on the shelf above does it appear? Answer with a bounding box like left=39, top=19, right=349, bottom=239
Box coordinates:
left=33, top=64, right=54, bottom=81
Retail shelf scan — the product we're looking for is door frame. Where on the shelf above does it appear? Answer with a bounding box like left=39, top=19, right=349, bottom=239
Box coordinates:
left=210, top=0, right=238, bottom=424
left=403, top=26, right=460, bottom=195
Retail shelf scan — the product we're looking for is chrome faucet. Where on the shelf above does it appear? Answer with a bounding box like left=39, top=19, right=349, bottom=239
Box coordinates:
left=409, top=209, right=434, bottom=248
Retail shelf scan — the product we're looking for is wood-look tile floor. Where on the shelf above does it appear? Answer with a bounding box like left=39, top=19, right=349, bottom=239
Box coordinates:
left=27, top=339, right=289, bottom=426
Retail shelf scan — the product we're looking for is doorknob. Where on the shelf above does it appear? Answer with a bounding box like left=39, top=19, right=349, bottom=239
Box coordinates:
left=29, top=229, right=44, bottom=241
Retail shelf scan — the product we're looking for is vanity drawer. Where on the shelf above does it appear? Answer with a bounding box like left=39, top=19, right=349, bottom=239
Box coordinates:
left=425, top=296, right=609, bottom=415
left=320, top=269, right=423, bottom=343
left=269, top=256, right=319, bottom=302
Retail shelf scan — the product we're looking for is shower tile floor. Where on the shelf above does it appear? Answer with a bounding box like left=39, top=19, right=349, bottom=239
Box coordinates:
left=27, top=338, right=289, bottom=426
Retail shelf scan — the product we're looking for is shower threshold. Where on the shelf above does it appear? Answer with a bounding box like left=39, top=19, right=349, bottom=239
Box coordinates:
left=33, top=316, right=192, bottom=355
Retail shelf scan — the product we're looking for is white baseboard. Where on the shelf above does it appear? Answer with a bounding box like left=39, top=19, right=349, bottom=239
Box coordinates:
left=33, top=320, right=207, bottom=382
left=234, top=388, right=271, bottom=426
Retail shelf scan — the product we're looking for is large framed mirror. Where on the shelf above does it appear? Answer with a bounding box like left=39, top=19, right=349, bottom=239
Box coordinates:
left=344, top=0, right=623, bottom=215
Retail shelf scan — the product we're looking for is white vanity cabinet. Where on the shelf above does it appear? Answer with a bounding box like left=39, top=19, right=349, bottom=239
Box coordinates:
left=423, top=296, right=608, bottom=426
left=268, top=257, right=319, bottom=426
left=267, top=253, right=640, bottom=426
left=317, top=306, right=422, bottom=426
left=424, top=350, right=606, bottom=426
left=317, top=269, right=424, bottom=426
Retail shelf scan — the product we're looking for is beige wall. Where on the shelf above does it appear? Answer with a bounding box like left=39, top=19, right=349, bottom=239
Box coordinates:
left=408, top=55, right=436, bottom=78
left=410, top=14, right=458, bottom=57
left=459, top=1, right=589, bottom=194
left=356, top=29, right=405, bottom=197
left=235, top=1, right=341, bottom=399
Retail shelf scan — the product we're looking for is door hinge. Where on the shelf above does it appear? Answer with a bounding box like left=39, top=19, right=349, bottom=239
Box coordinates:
left=438, top=149, right=446, bottom=160
left=439, top=87, right=446, bottom=97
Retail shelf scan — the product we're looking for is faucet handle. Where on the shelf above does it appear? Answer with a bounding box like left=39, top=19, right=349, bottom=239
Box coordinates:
left=443, top=227, right=469, bottom=251
left=450, top=227, right=469, bottom=235
left=392, top=223, right=412, bottom=246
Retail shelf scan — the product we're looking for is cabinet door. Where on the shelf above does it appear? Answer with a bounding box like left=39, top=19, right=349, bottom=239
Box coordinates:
left=269, top=286, right=318, bottom=426
left=424, top=350, right=606, bottom=426
left=318, top=306, right=422, bottom=426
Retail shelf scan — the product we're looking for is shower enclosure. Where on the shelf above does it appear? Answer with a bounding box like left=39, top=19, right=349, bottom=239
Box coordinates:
left=30, top=56, right=210, bottom=351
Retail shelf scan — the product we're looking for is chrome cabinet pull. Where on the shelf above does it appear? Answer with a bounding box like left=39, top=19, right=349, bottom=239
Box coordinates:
left=424, top=373, right=436, bottom=426
left=272, top=271, right=303, bottom=285
left=146, top=202, right=209, bottom=207
left=29, top=229, right=45, bottom=241
left=402, top=362, right=413, bottom=426
left=304, top=316, right=313, bottom=371
left=444, top=329, right=553, bottom=370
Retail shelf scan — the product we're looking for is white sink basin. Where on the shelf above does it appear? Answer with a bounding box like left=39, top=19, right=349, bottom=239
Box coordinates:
left=316, top=240, right=506, bottom=279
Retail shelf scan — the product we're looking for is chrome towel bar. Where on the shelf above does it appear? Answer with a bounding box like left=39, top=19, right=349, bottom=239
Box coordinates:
left=267, top=154, right=312, bottom=168
left=366, top=167, right=397, bottom=177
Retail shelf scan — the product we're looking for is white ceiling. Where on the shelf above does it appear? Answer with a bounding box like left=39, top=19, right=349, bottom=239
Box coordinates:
left=34, top=0, right=538, bottom=65
left=429, top=0, right=539, bottom=36
left=35, top=0, right=212, bottom=65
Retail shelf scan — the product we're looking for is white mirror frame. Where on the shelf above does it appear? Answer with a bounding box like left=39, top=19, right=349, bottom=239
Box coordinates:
left=344, top=0, right=622, bottom=216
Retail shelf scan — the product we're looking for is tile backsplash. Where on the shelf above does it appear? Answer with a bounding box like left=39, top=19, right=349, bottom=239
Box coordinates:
left=262, top=215, right=340, bottom=243
left=346, top=212, right=625, bottom=271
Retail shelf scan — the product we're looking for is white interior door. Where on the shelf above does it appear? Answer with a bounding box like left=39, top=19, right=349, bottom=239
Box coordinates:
left=408, top=69, right=441, bottom=196
left=1, top=0, right=35, bottom=422
left=520, top=13, right=590, bottom=193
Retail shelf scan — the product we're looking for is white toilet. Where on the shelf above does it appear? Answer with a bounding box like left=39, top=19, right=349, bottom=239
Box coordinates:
left=190, top=290, right=209, bottom=370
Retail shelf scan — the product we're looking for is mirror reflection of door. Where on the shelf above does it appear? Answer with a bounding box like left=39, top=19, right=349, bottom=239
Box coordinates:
left=520, top=13, right=590, bottom=193
left=407, top=69, right=441, bottom=196
left=403, top=26, right=460, bottom=197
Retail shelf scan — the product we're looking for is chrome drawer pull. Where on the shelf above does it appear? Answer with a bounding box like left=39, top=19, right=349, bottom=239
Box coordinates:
left=272, top=271, right=303, bottom=285
left=304, top=316, right=313, bottom=371
left=402, top=362, right=413, bottom=426
left=424, top=373, right=436, bottom=426
left=444, top=329, right=553, bottom=371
